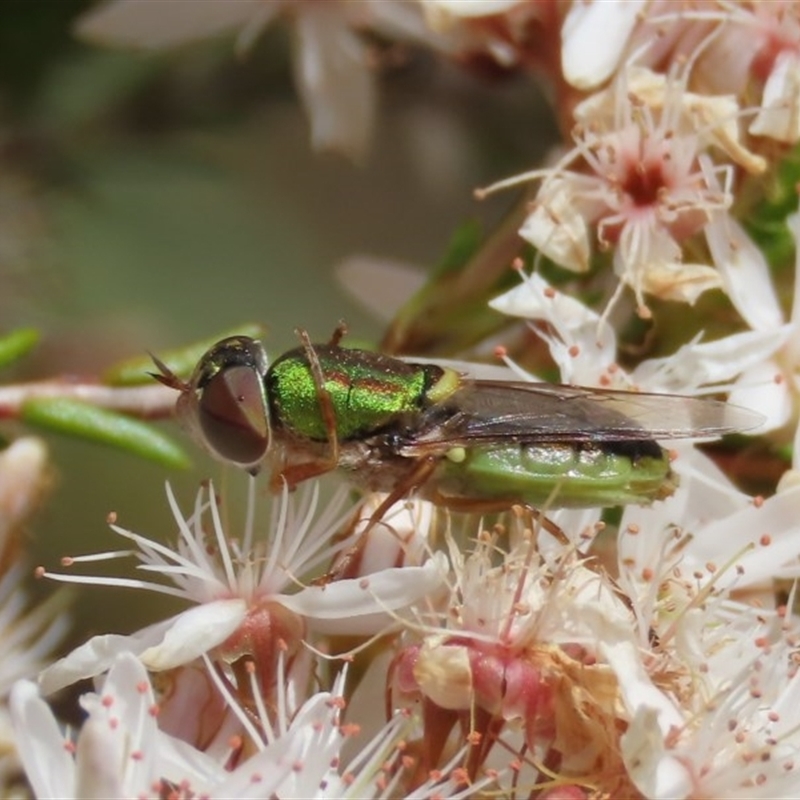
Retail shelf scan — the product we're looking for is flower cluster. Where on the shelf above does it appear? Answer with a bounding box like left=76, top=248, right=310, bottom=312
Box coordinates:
left=3, top=1, right=800, bottom=799
left=0, top=440, right=68, bottom=792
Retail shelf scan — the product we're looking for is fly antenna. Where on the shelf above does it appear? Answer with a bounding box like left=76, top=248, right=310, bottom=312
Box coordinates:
left=147, top=352, right=189, bottom=392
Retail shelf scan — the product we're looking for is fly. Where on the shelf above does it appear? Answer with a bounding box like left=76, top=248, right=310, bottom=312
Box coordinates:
left=153, top=325, right=762, bottom=513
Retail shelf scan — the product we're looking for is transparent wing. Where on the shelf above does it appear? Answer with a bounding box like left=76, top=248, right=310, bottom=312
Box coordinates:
left=400, top=379, right=763, bottom=454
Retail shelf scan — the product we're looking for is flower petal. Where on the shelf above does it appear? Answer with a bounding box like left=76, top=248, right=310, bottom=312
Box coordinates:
left=687, top=484, right=800, bottom=590
left=601, top=639, right=692, bottom=799
left=75, top=0, right=266, bottom=49
left=632, top=326, right=791, bottom=393
left=490, top=270, right=598, bottom=329
left=561, top=0, right=646, bottom=90
left=638, top=261, right=722, bottom=304
left=39, top=619, right=175, bottom=696
left=602, top=640, right=683, bottom=731
left=728, top=361, right=792, bottom=432
left=490, top=272, right=616, bottom=368
left=620, top=704, right=693, bottom=800
left=705, top=214, right=784, bottom=331
left=518, top=179, right=591, bottom=272
left=292, top=6, right=375, bottom=161
left=77, top=654, right=159, bottom=797
left=39, top=599, right=247, bottom=694
left=74, top=720, right=127, bottom=799
left=283, top=553, right=447, bottom=635
left=336, top=255, right=426, bottom=323
left=423, top=0, right=525, bottom=19
left=749, top=51, right=800, bottom=143
left=139, top=598, right=247, bottom=670
left=9, top=680, right=75, bottom=799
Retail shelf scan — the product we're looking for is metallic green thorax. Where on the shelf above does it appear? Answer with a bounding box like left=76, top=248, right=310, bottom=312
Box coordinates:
left=267, top=345, right=450, bottom=441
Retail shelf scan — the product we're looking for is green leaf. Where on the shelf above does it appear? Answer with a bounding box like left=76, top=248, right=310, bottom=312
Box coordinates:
left=382, top=206, right=527, bottom=356
left=104, top=323, right=266, bottom=386
left=744, top=143, right=800, bottom=269
left=432, top=219, right=483, bottom=279
left=0, top=328, right=39, bottom=370
left=775, top=443, right=794, bottom=464
left=20, top=397, right=190, bottom=469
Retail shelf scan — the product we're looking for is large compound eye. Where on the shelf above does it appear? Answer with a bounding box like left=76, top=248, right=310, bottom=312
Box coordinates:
left=199, top=365, right=269, bottom=466
left=190, top=336, right=271, bottom=468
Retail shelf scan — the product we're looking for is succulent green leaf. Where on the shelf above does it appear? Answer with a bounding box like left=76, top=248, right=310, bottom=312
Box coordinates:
left=0, top=328, right=40, bottom=370
left=20, top=397, right=190, bottom=469
left=104, top=323, right=266, bottom=386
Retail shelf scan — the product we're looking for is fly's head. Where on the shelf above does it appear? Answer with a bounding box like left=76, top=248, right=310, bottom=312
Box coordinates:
left=152, top=336, right=271, bottom=474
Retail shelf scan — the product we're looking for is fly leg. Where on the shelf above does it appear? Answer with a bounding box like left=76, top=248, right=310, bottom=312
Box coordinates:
left=318, top=456, right=440, bottom=582
left=517, top=504, right=570, bottom=547
left=423, top=489, right=571, bottom=546
left=328, top=320, right=347, bottom=347
left=269, top=328, right=342, bottom=492
left=362, top=456, right=439, bottom=534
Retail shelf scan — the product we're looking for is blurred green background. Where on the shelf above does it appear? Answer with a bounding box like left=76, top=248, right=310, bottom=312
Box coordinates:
left=0, top=1, right=556, bottom=648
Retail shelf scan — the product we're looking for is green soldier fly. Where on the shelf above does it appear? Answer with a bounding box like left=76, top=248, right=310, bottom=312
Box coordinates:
left=153, top=325, right=760, bottom=514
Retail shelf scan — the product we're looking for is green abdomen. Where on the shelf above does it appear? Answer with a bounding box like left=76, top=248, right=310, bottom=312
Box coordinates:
left=267, top=346, right=443, bottom=441
left=432, top=442, right=676, bottom=508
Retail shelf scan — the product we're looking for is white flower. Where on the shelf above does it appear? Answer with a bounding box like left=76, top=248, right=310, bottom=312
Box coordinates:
left=606, top=435, right=800, bottom=797
left=618, top=445, right=800, bottom=639
left=23, top=649, right=474, bottom=799
left=703, top=210, right=800, bottom=451
left=418, top=0, right=555, bottom=69
left=39, top=479, right=446, bottom=697
left=696, top=2, right=800, bottom=143
left=245, top=666, right=482, bottom=798
left=13, top=653, right=164, bottom=798
left=489, top=270, right=617, bottom=387
left=0, top=439, right=68, bottom=690
left=15, top=653, right=217, bottom=798
left=573, top=65, right=766, bottom=174
left=609, top=561, right=800, bottom=798
left=73, top=0, right=435, bottom=161
left=0, top=439, right=69, bottom=784
left=490, top=261, right=800, bottom=796
left=178, top=656, right=485, bottom=799
left=490, top=268, right=780, bottom=403
left=479, top=64, right=754, bottom=318
left=620, top=665, right=800, bottom=799
left=10, top=651, right=348, bottom=799
left=393, top=526, right=639, bottom=790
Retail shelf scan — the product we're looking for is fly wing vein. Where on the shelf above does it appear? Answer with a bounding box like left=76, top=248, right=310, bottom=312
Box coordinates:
left=400, top=380, right=762, bottom=451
